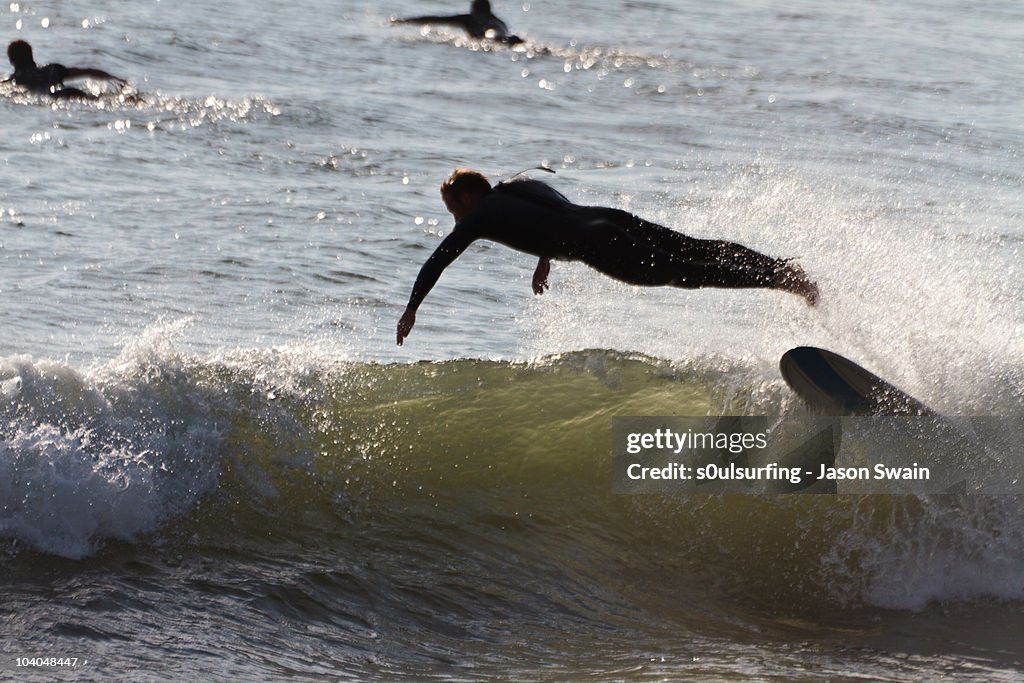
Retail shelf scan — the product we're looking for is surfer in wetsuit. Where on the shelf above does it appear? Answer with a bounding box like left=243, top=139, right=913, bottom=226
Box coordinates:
left=391, top=0, right=524, bottom=45
left=5, top=40, right=127, bottom=99
left=396, top=168, right=819, bottom=345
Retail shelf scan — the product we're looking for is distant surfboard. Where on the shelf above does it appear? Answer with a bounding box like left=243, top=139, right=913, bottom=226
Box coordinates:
left=780, top=346, right=934, bottom=416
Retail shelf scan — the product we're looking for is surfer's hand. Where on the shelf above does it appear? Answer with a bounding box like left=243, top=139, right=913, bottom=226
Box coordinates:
left=532, top=257, right=550, bottom=295
left=397, top=307, right=416, bottom=345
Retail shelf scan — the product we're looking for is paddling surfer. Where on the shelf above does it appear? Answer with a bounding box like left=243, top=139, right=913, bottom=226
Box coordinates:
left=5, top=40, right=127, bottom=99
left=391, top=0, right=524, bottom=45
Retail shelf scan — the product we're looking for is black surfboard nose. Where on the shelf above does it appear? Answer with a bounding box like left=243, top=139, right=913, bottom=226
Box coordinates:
left=780, top=346, right=934, bottom=416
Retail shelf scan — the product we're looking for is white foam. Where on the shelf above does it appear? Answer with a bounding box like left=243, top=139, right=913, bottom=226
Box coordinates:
left=825, top=496, right=1024, bottom=610
left=522, top=163, right=1024, bottom=414
left=0, top=328, right=225, bottom=558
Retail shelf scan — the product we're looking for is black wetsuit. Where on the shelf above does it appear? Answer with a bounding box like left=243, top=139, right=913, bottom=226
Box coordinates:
left=394, top=1, right=523, bottom=44
left=11, top=63, right=92, bottom=99
left=406, top=179, right=789, bottom=311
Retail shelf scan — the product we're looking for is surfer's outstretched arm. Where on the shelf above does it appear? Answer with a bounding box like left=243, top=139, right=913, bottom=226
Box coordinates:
left=64, top=66, right=127, bottom=87
left=391, top=14, right=469, bottom=28
left=397, top=230, right=476, bottom=345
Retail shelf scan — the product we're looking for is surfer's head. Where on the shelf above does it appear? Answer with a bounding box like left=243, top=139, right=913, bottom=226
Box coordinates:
left=7, top=40, right=34, bottom=69
left=441, top=168, right=492, bottom=221
left=471, top=0, right=492, bottom=15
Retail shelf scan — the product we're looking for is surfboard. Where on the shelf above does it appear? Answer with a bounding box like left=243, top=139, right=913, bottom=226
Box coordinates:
left=779, top=346, right=934, bottom=416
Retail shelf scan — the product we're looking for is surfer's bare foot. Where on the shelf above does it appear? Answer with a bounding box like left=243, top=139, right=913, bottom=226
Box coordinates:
left=799, top=279, right=820, bottom=306
left=776, top=262, right=819, bottom=306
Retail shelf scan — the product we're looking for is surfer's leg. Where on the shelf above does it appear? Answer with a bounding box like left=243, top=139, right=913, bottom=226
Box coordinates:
left=582, top=219, right=818, bottom=303
left=52, top=87, right=97, bottom=100
left=623, top=215, right=782, bottom=271
left=627, top=217, right=818, bottom=304
left=578, top=223, right=764, bottom=289
left=773, top=260, right=819, bottom=305
left=663, top=254, right=818, bottom=304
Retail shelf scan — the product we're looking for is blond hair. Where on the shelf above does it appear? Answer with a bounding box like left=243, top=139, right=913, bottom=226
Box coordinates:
left=440, top=168, right=492, bottom=200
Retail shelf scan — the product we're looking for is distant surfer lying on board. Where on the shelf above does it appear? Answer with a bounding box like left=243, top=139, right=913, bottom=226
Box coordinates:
left=391, top=0, right=524, bottom=45
left=396, top=168, right=819, bottom=344
left=5, top=40, right=127, bottom=99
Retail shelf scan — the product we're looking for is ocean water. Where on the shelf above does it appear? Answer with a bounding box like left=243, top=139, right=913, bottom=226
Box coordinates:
left=1, top=0, right=1022, bottom=680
